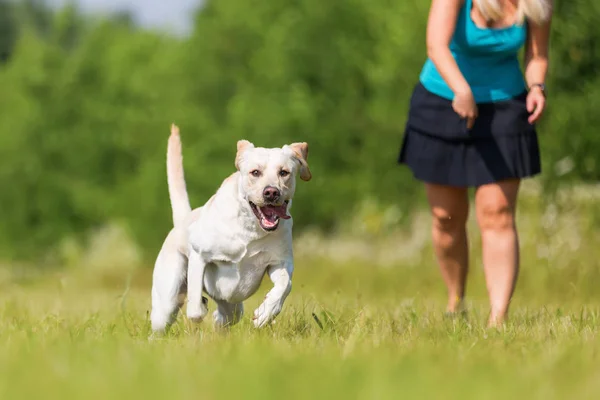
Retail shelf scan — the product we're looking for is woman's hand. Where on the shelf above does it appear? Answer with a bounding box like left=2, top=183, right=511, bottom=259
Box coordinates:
left=452, top=89, right=478, bottom=129
left=426, top=0, right=478, bottom=129
left=526, top=87, right=546, bottom=124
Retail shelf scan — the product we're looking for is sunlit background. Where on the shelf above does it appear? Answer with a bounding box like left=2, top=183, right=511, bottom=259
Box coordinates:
left=0, top=0, right=599, bottom=398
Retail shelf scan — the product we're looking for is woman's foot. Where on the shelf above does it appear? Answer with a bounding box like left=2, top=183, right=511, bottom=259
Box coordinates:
left=446, top=295, right=464, bottom=314
left=486, top=310, right=507, bottom=328
left=444, top=296, right=468, bottom=319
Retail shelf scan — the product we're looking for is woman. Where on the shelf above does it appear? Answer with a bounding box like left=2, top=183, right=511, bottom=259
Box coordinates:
left=398, top=0, right=552, bottom=327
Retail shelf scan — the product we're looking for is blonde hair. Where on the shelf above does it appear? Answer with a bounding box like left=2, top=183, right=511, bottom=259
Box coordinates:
left=474, top=0, right=552, bottom=25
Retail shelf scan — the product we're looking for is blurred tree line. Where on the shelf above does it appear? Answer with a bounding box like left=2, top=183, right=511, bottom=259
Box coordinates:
left=0, top=0, right=598, bottom=263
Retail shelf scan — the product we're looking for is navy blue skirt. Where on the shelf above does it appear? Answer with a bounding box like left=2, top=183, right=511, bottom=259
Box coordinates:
left=398, top=83, right=541, bottom=187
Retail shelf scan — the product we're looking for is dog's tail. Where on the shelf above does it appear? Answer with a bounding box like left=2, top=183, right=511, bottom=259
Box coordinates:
left=167, top=124, right=192, bottom=227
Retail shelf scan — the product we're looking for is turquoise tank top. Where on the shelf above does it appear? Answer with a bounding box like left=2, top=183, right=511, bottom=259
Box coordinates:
left=419, top=0, right=528, bottom=103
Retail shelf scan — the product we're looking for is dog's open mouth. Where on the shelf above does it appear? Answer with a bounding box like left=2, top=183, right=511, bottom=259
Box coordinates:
left=249, top=200, right=290, bottom=231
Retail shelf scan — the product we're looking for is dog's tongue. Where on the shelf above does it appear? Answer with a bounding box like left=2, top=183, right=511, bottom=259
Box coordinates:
left=261, top=204, right=291, bottom=220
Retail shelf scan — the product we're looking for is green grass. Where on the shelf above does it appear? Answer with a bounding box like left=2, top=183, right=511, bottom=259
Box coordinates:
left=1, top=257, right=599, bottom=400
left=1, top=183, right=600, bottom=399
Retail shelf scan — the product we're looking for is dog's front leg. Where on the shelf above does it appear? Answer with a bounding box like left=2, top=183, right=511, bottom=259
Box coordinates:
left=253, top=260, right=293, bottom=328
left=186, top=250, right=208, bottom=323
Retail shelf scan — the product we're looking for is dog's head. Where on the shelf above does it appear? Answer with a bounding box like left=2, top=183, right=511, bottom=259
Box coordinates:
left=235, top=140, right=311, bottom=232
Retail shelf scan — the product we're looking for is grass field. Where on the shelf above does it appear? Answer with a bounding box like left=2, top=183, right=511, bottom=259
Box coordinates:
left=1, top=183, right=599, bottom=399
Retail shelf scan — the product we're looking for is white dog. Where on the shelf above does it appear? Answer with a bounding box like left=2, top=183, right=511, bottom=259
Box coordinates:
left=150, top=125, right=311, bottom=333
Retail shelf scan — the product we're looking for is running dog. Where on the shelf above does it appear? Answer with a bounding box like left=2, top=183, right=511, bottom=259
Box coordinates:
left=150, top=125, right=311, bottom=333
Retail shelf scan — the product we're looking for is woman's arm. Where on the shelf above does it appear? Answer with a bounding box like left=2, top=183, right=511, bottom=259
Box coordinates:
left=426, top=0, right=478, bottom=127
left=524, top=17, right=552, bottom=89
left=524, top=12, right=552, bottom=123
left=426, top=0, right=470, bottom=97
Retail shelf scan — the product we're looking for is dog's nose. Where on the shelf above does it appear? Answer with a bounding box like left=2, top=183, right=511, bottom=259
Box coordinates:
left=263, top=186, right=281, bottom=202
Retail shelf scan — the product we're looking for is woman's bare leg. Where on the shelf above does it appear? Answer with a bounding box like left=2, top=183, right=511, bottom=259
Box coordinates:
left=474, top=179, right=521, bottom=328
left=425, top=183, right=470, bottom=313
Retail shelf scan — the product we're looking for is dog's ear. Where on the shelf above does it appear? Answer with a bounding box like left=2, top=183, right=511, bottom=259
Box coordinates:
left=288, top=142, right=311, bottom=182
left=235, top=140, right=254, bottom=170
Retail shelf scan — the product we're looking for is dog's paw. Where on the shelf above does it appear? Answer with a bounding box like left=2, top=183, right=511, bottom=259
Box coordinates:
left=252, top=301, right=282, bottom=328
left=213, top=310, right=228, bottom=328
left=186, top=297, right=209, bottom=323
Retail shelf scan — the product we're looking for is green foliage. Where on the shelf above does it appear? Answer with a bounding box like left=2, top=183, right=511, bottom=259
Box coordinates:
left=539, top=0, right=600, bottom=186
left=0, top=0, right=598, bottom=262
left=0, top=1, right=16, bottom=61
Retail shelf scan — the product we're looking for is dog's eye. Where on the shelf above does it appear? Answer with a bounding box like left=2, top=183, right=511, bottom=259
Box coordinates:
left=250, top=170, right=261, bottom=177
left=279, top=170, right=290, bottom=177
